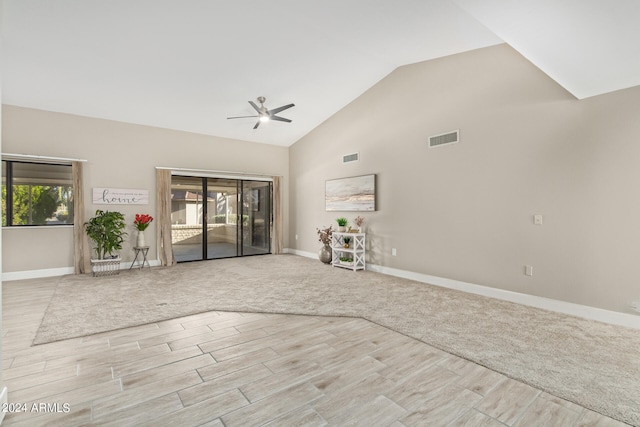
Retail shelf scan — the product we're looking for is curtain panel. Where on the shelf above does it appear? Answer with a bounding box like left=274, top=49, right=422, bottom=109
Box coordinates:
left=73, top=161, right=91, bottom=274
left=272, top=175, right=283, bottom=254
left=156, top=169, right=176, bottom=266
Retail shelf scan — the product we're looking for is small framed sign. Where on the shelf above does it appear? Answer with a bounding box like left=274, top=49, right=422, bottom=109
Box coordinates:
left=93, top=188, right=149, bottom=205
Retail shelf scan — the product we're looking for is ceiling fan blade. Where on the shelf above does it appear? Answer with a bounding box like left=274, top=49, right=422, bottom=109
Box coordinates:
left=249, top=100, right=261, bottom=113
left=268, top=103, right=295, bottom=115
left=227, top=115, right=258, bottom=119
left=253, top=120, right=261, bottom=129
left=270, top=115, right=292, bottom=123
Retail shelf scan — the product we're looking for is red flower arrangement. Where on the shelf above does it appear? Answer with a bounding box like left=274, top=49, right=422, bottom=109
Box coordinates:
left=134, top=213, right=154, bottom=231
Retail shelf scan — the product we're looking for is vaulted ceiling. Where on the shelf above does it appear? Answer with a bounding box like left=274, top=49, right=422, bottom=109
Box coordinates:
left=3, top=1, right=640, bottom=146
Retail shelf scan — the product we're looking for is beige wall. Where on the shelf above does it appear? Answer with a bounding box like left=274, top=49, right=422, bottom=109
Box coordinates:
left=2, top=106, right=289, bottom=273
left=289, top=44, right=640, bottom=314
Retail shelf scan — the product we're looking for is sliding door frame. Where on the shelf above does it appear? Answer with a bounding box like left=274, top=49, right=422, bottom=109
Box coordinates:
left=169, top=170, right=273, bottom=262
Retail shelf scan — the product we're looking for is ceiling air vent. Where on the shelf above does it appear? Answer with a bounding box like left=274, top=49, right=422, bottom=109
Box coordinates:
left=342, top=152, right=359, bottom=163
left=429, top=130, right=459, bottom=148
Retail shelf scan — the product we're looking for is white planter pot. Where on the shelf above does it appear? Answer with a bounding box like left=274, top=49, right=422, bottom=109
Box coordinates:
left=137, top=230, right=146, bottom=247
left=91, top=257, right=121, bottom=277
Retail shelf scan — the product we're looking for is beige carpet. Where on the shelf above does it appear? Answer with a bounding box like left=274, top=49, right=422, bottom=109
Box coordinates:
left=32, top=254, right=640, bottom=425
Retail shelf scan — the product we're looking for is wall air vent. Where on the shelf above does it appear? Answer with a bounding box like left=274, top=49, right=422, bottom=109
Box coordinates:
left=342, top=152, right=359, bottom=163
left=429, top=130, right=459, bottom=148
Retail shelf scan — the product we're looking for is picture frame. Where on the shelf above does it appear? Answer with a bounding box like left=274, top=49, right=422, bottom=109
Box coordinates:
left=325, top=174, right=376, bottom=212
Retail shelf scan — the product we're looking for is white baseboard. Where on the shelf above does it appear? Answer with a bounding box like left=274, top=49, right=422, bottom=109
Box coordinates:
left=1, top=259, right=162, bottom=282
left=284, top=248, right=317, bottom=258
left=0, top=386, right=7, bottom=425
left=2, top=267, right=75, bottom=281
left=284, top=248, right=640, bottom=330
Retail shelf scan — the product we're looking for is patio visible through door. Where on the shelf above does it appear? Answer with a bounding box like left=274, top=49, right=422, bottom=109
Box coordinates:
left=170, top=175, right=272, bottom=262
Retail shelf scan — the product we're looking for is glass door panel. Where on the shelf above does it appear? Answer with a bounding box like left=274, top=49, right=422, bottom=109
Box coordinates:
left=170, top=175, right=271, bottom=262
left=206, top=178, right=239, bottom=259
left=241, top=180, right=271, bottom=256
left=171, top=176, right=205, bottom=262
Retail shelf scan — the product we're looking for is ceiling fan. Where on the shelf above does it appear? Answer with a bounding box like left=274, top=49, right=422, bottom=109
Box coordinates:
left=227, top=96, right=295, bottom=129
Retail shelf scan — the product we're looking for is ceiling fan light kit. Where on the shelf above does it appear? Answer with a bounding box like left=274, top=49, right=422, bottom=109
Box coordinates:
left=227, top=96, right=295, bottom=129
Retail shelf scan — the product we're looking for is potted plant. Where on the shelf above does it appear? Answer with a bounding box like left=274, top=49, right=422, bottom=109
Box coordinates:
left=85, top=209, right=127, bottom=276
left=339, top=256, right=354, bottom=266
left=133, top=213, right=154, bottom=247
left=343, top=236, right=351, bottom=248
left=316, top=225, right=334, bottom=264
left=336, top=217, right=348, bottom=232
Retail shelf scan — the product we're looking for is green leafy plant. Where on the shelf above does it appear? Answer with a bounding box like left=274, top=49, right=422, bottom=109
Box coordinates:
left=85, top=210, right=127, bottom=259
left=339, top=256, right=353, bottom=263
left=336, top=217, right=348, bottom=227
left=343, top=236, right=351, bottom=244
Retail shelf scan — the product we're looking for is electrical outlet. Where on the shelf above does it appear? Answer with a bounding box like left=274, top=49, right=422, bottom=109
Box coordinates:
left=392, top=248, right=397, bottom=256
left=295, top=234, right=298, bottom=240
left=524, top=265, right=533, bottom=276
left=534, top=214, right=543, bottom=225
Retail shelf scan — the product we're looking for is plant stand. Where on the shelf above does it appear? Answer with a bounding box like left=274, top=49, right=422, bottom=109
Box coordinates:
left=91, top=258, right=121, bottom=277
left=130, top=246, right=150, bottom=270
left=331, top=232, right=365, bottom=271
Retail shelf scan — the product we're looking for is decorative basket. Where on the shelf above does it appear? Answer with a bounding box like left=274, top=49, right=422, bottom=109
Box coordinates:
left=91, top=258, right=121, bottom=277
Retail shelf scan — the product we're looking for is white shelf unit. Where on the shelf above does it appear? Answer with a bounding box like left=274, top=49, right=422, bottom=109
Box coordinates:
left=331, top=232, right=365, bottom=271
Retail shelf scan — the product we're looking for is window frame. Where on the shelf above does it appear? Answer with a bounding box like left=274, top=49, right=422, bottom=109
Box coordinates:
left=2, top=159, right=75, bottom=227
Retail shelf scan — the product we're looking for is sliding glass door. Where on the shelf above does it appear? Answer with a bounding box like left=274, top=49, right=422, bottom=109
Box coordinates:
left=241, top=180, right=271, bottom=256
left=205, top=178, right=238, bottom=260
left=170, top=175, right=271, bottom=262
left=171, top=176, right=205, bottom=262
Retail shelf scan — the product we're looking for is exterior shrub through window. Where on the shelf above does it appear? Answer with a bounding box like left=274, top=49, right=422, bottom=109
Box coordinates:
left=1, top=160, right=74, bottom=226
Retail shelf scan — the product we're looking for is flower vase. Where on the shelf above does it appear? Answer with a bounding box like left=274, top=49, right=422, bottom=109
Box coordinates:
left=318, top=243, right=332, bottom=264
left=136, top=230, right=146, bottom=247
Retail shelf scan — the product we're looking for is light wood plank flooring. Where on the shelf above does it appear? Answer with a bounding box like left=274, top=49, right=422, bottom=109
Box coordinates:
left=1, top=279, right=628, bottom=426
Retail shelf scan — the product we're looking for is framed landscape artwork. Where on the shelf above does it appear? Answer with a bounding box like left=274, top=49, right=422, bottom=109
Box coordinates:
left=325, top=174, right=376, bottom=211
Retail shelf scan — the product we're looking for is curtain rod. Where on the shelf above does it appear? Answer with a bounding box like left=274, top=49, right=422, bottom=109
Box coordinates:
left=2, top=153, right=88, bottom=163
left=156, top=166, right=280, bottom=179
